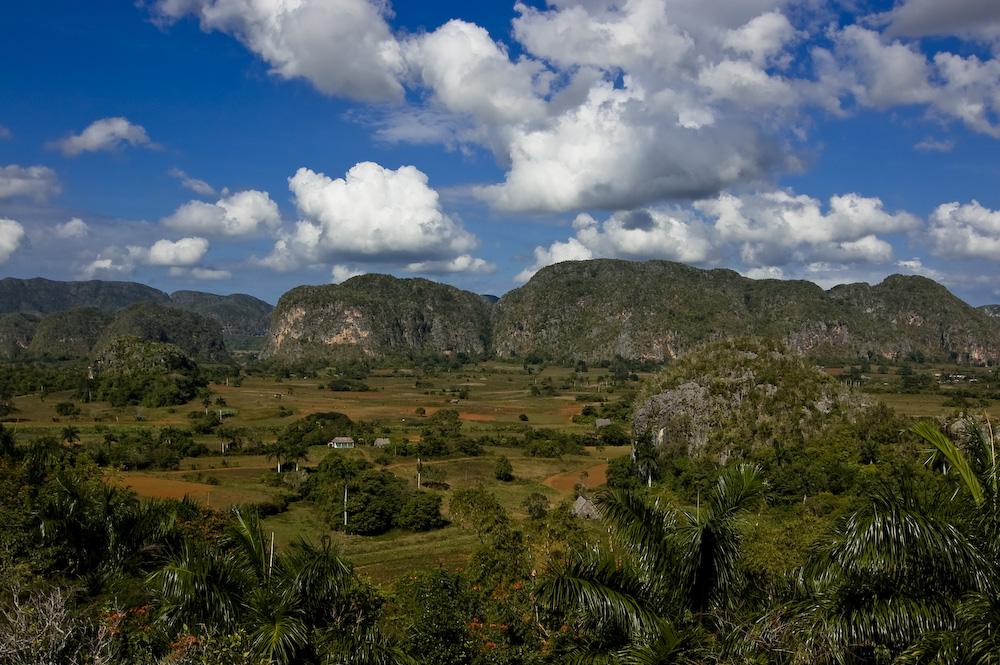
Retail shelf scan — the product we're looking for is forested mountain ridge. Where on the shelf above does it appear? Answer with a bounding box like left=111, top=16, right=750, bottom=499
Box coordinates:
left=0, top=302, right=229, bottom=362
left=979, top=303, right=1000, bottom=321
left=5, top=261, right=998, bottom=364
left=0, top=278, right=273, bottom=355
left=492, top=260, right=1000, bottom=363
left=168, top=290, right=274, bottom=336
left=0, top=277, right=170, bottom=315
left=260, top=274, right=493, bottom=360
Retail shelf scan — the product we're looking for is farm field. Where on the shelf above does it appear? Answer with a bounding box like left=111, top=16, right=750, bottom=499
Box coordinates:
left=6, top=357, right=991, bottom=583
left=7, top=361, right=635, bottom=581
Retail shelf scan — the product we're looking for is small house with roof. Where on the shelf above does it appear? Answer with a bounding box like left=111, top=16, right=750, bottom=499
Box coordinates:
left=328, top=437, right=355, bottom=449
left=572, top=496, right=600, bottom=520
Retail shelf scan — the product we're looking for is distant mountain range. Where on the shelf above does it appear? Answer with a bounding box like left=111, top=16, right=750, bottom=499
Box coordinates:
left=262, top=260, right=1000, bottom=365
left=0, top=277, right=272, bottom=360
left=3, top=262, right=1000, bottom=365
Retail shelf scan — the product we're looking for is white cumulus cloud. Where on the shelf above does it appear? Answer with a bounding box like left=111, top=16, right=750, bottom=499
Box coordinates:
left=55, top=218, right=89, bottom=239
left=929, top=200, right=1000, bottom=259
left=163, top=189, right=281, bottom=236
left=152, top=0, right=1000, bottom=218
left=262, top=162, right=483, bottom=272
left=877, top=0, right=1000, bottom=44
left=403, top=19, right=549, bottom=129
left=406, top=255, right=495, bottom=274
left=515, top=236, right=595, bottom=284
left=0, top=164, right=60, bottom=201
left=49, top=117, right=157, bottom=156
left=153, top=0, right=405, bottom=102
left=830, top=26, right=1000, bottom=137
left=146, top=237, right=210, bottom=266
left=0, top=218, right=26, bottom=263
left=331, top=265, right=366, bottom=284
left=517, top=189, right=921, bottom=282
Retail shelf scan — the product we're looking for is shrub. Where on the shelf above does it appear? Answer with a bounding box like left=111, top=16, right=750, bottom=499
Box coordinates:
left=494, top=455, right=514, bottom=482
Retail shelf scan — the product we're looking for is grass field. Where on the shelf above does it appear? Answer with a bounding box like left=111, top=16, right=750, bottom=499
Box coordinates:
left=7, top=357, right=989, bottom=582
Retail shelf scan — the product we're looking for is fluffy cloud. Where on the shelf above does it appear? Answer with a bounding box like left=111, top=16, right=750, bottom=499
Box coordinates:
left=0, top=218, right=26, bottom=263
left=82, top=257, right=130, bottom=279
left=0, top=126, right=10, bottom=140
left=514, top=237, right=594, bottom=283
left=262, top=162, right=483, bottom=271
left=331, top=265, right=366, bottom=284
left=146, top=237, right=210, bottom=266
left=153, top=0, right=404, bottom=102
left=516, top=190, right=920, bottom=282
left=928, top=200, right=1000, bottom=259
left=831, top=26, right=1000, bottom=137
left=168, top=168, right=217, bottom=196
left=154, top=0, right=1000, bottom=216
left=49, top=117, right=157, bottom=156
left=877, top=0, right=1000, bottom=43
left=403, top=20, right=548, bottom=129
left=406, top=255, right=494, bottom=274
left=704, top=191, right=920, bottom=263
left=0, top=164, right=60, bottom=201
left=83, top=236, right=210, bottom=277
left=476, top=79, right=785, bottom=211
left=55, top=218, right=89, bottom=239
left=163, top=190, right=281, bottom=236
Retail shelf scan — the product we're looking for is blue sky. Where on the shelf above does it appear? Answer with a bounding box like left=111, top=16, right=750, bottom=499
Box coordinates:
left=1, top=0, right=1000, bottom=306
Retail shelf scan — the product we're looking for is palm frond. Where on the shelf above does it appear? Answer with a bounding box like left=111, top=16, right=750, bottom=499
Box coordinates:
left=535, top=554, right=673, bottom=638
left=223, top=509, right=273, bottom=584
left=809, top=486, right=987, bottom=593
left=247, top=586, right=310, bottom=665
left=707, top=463, right=765, bottom=518
left=150, top=543, right=247, bottom=632
left=322, top=628, right=415, bottom=665
left=913, top=421, right=984, bottom=505
left=594, top=488, right=678, bottom=569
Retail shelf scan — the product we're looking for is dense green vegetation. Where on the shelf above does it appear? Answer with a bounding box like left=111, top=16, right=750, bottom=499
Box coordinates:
left=492, top=260, right=1000, bottom=364
left=4, top=266, right=1000, bottom=663
left=84, top=336, right=210, bottom=408
left=0, top=279, right=272, bottom=359
left=261, top=274, right=494, bottom=361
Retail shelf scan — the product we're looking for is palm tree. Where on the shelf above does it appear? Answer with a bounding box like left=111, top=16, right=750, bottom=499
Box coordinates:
left=284, top=441, right=310, bottom=472
left=150, top=509, right=391, bottom=665
left=61, top=425, right=80, bottom=444
left=535, top=464, right=764, bottom=662
left=267, top=441, right=288, bottom=473
left=797, top=418, right=1000, bottom=664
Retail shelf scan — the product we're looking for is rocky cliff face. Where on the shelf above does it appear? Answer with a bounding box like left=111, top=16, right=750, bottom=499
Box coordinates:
left=491, top=260, right=1000, bottom=364
left=260, top=274, right=494, bottom=360
left=979, top=304, right=1000, bottom=322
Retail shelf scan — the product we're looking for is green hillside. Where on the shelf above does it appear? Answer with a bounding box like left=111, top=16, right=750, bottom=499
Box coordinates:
left=492, top=259, right=1000, bottom=363
left=261, top=274, right=494, bottom=360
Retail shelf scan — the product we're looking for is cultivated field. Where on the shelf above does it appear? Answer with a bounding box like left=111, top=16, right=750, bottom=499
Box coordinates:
left=7, top=359, right=984, bottom=582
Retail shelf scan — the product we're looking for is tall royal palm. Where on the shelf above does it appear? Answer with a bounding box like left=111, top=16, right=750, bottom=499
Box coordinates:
left=535, top=464, right=764, bottom=663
